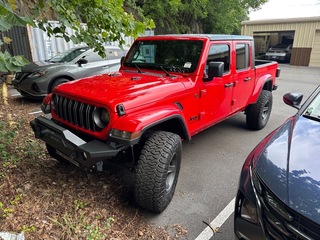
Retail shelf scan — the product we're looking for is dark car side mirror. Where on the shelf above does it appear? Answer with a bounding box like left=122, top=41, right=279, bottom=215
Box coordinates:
left=283, top=92, right=303, bottom=109
left=205, top=62, right=224, bottom=81
left=76, top=58, right=88, bottom=66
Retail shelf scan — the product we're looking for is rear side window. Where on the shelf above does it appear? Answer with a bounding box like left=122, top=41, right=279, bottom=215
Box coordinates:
left=207, top=44, right=230, bottom=73
left=106, top=49, right=126, bottom=60
left=49, top=48, right=89, bottom=63
left=236, top=43, right=250, bottom=70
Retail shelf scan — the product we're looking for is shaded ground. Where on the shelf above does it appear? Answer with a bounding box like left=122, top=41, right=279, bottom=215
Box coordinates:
left=0, top=83, right=187, bottom=239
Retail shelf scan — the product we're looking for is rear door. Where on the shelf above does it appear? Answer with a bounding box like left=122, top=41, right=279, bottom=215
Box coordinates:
left=231, top=42, right=255, bottom=112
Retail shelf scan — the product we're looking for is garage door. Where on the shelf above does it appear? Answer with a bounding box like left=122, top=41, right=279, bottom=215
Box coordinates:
left=309, top=30, right=320, bottom=67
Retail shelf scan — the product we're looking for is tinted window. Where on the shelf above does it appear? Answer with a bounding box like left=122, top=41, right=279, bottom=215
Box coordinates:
left=207, top=44, right=230, bottom=73
left=236, top=43, right=249, bottom=70
left=49, top=48, right=89, bottom=63
left=124, top=40, right=203, bottom=73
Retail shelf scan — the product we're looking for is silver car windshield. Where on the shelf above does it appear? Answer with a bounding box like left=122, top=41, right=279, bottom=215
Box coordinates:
left=123, top=40, right=203, bottom=73
left=49, top=48, right=89, bottom=63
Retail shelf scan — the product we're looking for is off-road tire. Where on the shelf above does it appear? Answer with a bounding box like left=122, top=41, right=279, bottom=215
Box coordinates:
left=134, top=131, right=182, bottom=213
left=246, top=90, right=273, bottom=130
left=46, top=144, right=69, bottom=164
left=50, top=78, right=69, bottom=93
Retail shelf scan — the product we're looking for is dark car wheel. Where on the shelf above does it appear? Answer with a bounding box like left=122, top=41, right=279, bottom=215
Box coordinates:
left=49, top=78, right=69, bottom=93
left=134, top=131, right=182, bottom=213
left=246, top=90, right=273, bottom=130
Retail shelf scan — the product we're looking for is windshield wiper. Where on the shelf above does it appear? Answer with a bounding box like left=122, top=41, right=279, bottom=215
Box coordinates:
left=135, top=64, right=142, bottom=73
left=160, top=66, right=172, bottom=77
left=303, top=114, right=320, bottom=122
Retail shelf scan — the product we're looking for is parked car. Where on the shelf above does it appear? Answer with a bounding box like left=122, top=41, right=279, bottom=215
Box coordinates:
left=12, top=46, right=127, bottom=98
left=234, top=86, right=320, bottom=239
left=265, top=43, right=292, bottom=62
left=30, top=34, right=280, bottom=213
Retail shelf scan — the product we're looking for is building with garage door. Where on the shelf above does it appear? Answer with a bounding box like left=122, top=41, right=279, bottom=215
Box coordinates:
left=241, top=16, right=320, bottom=67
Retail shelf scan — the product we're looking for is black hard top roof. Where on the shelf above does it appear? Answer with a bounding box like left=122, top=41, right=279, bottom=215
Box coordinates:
left=138, top=34, right=253, bottom=41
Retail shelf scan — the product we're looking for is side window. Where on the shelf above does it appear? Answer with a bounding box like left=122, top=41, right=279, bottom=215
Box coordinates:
left=207, top=44, right=230, bottom=74
left=236, top=43, right=249, bottom=70
left=83, top=51, right=105, bottom=62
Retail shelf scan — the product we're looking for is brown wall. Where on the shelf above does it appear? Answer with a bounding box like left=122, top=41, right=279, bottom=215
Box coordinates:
left=290, top=48, right=312, bottom=66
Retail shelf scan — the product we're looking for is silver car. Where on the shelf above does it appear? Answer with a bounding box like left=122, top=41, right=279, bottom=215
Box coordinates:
left=13, top=46, right=127, bottom=98
left=265, top=43, right=292, bottom=63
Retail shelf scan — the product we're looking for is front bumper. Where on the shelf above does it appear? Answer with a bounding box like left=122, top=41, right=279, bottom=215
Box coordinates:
left=12, top=79, right=47, bottom=98
left=30, top=116, right=122, bottom=168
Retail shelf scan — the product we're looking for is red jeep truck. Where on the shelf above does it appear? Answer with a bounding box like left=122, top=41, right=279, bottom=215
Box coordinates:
left=30, top=34, right=280, bottom=212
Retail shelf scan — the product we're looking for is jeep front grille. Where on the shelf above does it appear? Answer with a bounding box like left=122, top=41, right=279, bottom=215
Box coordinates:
left=54, top=95, right=102, bottom=132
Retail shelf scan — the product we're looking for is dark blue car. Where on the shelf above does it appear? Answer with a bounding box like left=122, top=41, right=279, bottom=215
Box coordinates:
left=234, top=86, right=320, bottom=239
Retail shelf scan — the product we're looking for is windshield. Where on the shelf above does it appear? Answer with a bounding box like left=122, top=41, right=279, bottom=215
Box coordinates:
left=49, top=47, right=89, bottom=63
left=303, top=92, right=320, bottom=121
left=123, top=40, right=203, bottom=73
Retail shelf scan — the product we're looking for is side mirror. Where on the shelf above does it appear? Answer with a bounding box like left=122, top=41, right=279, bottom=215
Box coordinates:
left=206, top=62, right=224, bottom=81
left=121, top=56, right=125, bottom=65
left=283, top=92, right=303, bottom=109
left=76, top=58, right=88, bottom=66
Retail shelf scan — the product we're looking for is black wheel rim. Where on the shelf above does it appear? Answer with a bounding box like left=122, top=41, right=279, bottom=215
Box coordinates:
left=166, top=153, right=177, bottom=192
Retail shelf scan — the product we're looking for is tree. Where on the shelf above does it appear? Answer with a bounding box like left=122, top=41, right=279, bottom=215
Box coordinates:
left=129, top=0, right=268, bottom=34
left=0, top=0, right=154, bottom=72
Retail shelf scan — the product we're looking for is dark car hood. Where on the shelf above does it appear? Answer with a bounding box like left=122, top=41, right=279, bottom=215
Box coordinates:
left=21, top=60, right=62, bottom=72
left=255, top=115, right=320, bottom=224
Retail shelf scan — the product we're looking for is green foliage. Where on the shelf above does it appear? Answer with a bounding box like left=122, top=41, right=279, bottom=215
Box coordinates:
left=32, top=0, right=154, bottom=58
left=0, top=194, right=23, bottom=219
left=0, top=1, right=34, bottom=31
left=0, top=50, right=29, bottom=72
left=0, top=0, right=154, bottom=73
left=20, top=225, right=37, bottom=233
left=0, top=121, right=18, bottom=162
left=129, top=0, right=268, bottom=34
left=48, top=200, right=114, bottom=239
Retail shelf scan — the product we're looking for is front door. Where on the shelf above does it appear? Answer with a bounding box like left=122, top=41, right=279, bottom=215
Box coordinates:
left=199, top=43, right=234, bottom=129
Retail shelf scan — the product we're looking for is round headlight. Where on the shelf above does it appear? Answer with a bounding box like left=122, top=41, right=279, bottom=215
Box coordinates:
left=93, top=108, right=110, bottom=129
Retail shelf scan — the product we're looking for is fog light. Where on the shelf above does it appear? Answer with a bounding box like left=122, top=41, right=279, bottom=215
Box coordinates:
left=240, top=198, right=258, bottom=223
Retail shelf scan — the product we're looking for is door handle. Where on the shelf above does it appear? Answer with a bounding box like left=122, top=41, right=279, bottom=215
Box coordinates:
left=244, top=77, right=251, bottom=82
left=224, top=83, right=234, bottom=88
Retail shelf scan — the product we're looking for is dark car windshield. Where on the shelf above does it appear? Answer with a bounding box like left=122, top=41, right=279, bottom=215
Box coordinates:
left=49, top=47, right=89, bottom=63
left=123, top=40, right=203, bottom=73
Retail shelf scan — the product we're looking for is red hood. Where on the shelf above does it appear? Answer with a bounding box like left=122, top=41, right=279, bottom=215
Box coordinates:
left=54, top=71, right=188, bottom=111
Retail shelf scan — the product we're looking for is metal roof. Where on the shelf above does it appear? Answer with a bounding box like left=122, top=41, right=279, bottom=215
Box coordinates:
left=242, top=16, right=320, bottom=25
